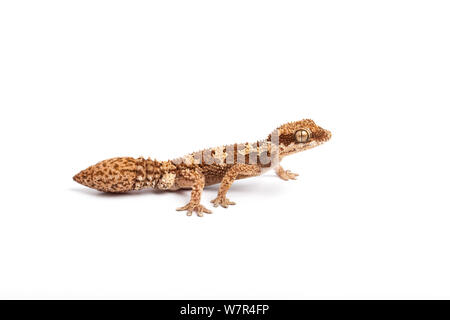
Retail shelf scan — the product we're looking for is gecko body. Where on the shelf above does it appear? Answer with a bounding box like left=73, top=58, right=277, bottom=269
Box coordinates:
left=73, top=119, right=332, bottom=216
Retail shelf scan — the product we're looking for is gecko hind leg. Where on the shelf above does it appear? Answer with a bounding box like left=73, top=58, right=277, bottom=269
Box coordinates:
left=175, top=169, right=212, bottom=217
left=211, top=164, right=261, bottom=208
left=275, top=164, right=299, bottom=181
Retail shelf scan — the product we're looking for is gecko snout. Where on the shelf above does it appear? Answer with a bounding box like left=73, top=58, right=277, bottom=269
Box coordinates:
left=323, top=128, right=332, bottom=141
left=316, top=126, right=332, bottom=142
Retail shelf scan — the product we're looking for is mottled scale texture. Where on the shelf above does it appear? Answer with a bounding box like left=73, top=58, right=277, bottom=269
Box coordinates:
left=73, top=157, right=139, bottom=193
left=74, top=119, right=332, bottom=217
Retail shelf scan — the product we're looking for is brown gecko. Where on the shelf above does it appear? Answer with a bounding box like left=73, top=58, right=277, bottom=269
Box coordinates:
left=73, top=119, right=332, bottom=217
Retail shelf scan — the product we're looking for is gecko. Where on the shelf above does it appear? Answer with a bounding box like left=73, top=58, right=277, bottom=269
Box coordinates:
left=73, top=119, right=332, bottom=217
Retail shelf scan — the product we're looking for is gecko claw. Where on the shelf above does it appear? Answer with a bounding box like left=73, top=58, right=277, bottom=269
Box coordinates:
left=176, top=203, right=212, bottom=217
left=211, top=197, right=236, bottom=208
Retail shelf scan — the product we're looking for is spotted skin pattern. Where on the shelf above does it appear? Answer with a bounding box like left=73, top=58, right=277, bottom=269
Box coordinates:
left=73, top=119, right=332, bottom=217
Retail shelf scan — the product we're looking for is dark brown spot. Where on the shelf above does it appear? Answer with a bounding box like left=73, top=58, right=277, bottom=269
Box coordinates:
left=279, top=133, right=296, bottom=146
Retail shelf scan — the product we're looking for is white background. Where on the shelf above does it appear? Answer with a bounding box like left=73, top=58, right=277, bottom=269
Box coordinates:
left=0, top=1, right=449, bottom=299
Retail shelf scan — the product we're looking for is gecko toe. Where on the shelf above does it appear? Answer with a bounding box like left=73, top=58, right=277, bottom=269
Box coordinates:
left=279, top=170, right=299, bottom=180
left=211, top=197, right=236, bottom=208
left=177, top=202, right=211, bottom=217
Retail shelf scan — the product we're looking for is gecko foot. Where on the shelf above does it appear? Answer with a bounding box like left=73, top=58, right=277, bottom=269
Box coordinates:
left=176, top=202, right=212, bottom=217
left=211, top=196, right=236, bottom=208
left=277, top=170, right=299, bottom=181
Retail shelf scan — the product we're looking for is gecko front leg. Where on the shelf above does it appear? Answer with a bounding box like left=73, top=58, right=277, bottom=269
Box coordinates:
left=275, top=164, right=299, bottom=181
left=175, top=169, right=211, bottom=217
left=211, top=164, right=261, bottom=208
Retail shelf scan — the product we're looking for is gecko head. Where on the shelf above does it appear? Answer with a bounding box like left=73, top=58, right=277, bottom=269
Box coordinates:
left=73, top=157, right=146, bottom=193
left=270, top=119, right=332, bottom=157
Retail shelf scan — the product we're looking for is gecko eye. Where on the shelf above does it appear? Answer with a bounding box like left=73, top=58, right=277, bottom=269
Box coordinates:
left=295, top=129, right=310, bottom=143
